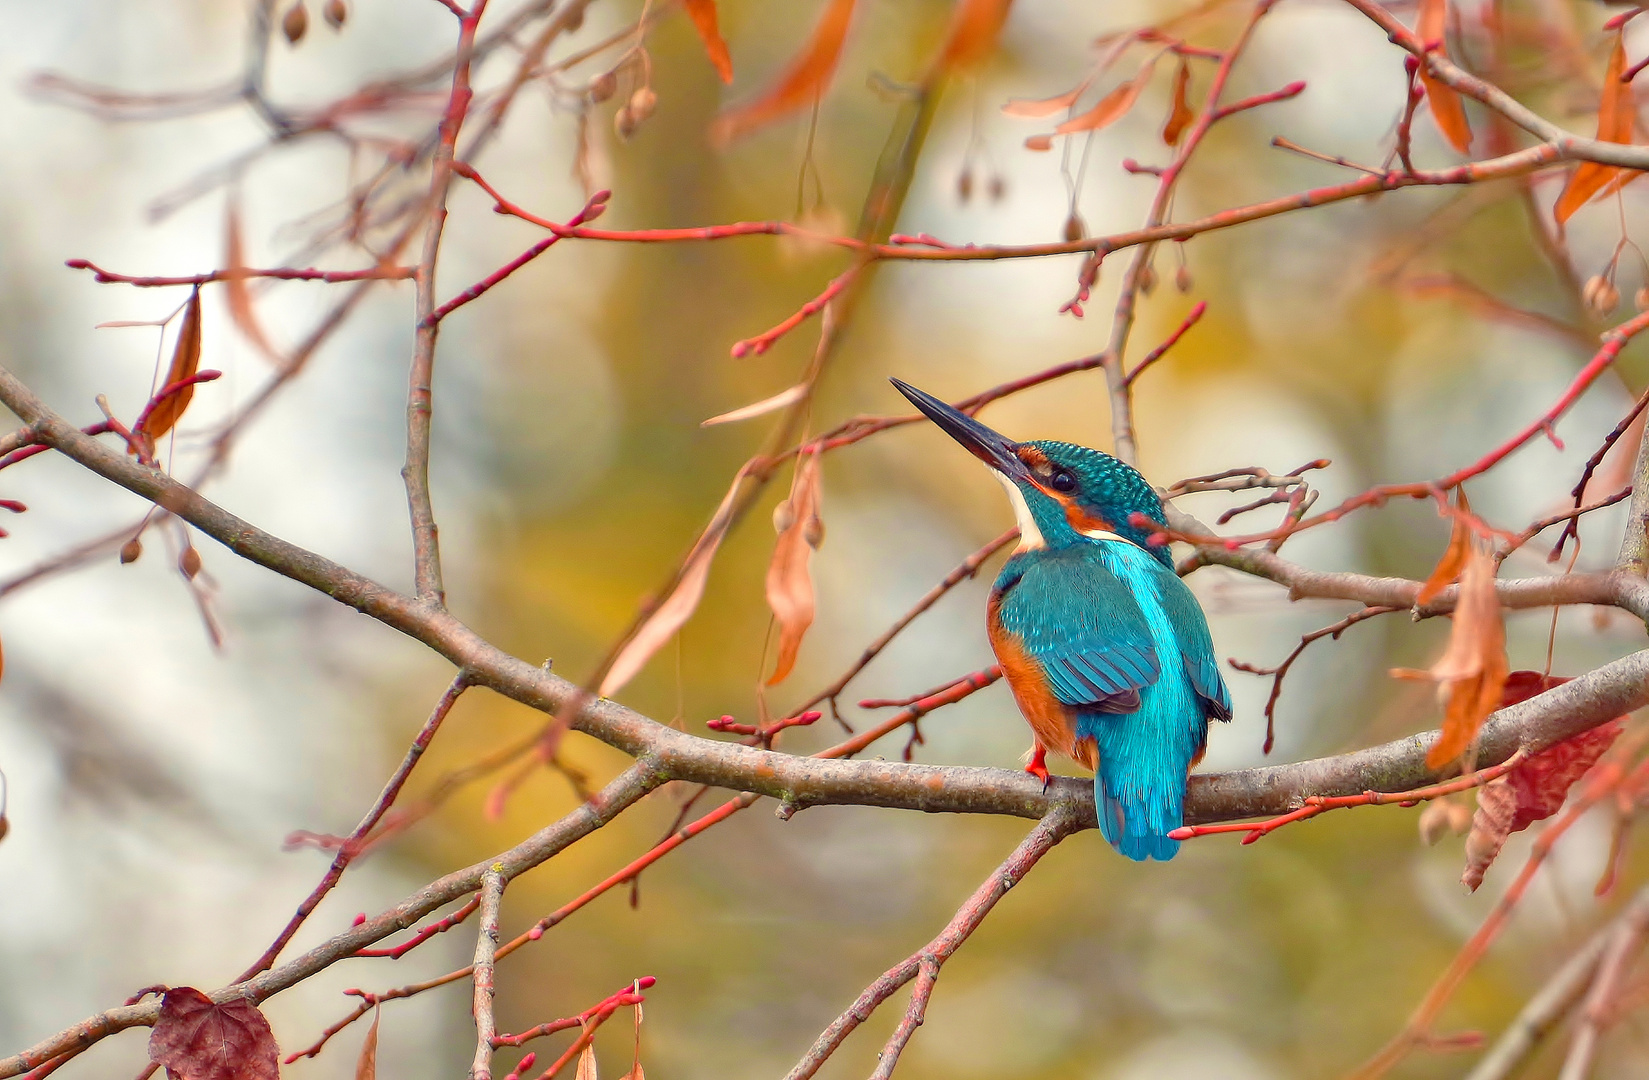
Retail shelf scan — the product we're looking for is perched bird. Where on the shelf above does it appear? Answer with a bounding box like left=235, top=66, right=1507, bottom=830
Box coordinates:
left=891, top=379, right=1231, bottom=861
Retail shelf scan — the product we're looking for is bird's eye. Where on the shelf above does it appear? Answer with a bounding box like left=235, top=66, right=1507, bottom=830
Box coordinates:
left=1050, top=470, right=1077, bottom=493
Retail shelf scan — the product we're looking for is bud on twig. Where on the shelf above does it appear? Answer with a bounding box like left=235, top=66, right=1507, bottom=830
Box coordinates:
left=282, top=2, right=309, bottom=44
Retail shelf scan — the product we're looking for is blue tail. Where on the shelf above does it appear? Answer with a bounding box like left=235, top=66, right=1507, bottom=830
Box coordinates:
left=1084, top=703, right=1198, bottom=862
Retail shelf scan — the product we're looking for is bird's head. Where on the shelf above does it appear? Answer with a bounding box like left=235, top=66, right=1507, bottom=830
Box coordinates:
left=891, top=378, right=1170, bottom=566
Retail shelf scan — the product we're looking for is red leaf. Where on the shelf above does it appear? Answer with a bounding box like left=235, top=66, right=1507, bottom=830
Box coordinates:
left=683, top=0, right=733, bottom=84
left=1161, top=58, right=1193, bottom=145
left=148, top=987, right=280, bottom=1080
left=931, top=0, right=1014, bottom=73
left=1555, top=34, right=1635, bottom=225
left=1415, top=0, right=1472, bottom=153
left=1461, top=673, right=1622, bottom=890
left=765, top=452, right=823, bottom=685
left=710, top=0, right=856, bottom=145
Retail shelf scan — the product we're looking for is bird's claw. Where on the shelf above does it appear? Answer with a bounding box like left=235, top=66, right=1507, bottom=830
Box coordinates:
left=1024, top=744, right=1051, bottom=791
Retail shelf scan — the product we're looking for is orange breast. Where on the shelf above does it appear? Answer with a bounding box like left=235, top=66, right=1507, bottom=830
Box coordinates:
left=986, top=601, right=1095, bottom=770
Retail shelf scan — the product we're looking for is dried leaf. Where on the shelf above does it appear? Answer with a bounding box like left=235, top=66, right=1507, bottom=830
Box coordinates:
left=1461, top=672, right=1623, bottom=889
left=141, top=287, right=203, bottom=444
left=1417, top=489, right=1472, bottom=604
left=598, top=466, right=750, bottom=697
left=1555, top=34, right=1634, bottom=225
left=703, top=384, right=807, bottom=427
left=356, top=1009, right=379, bottom=1080
left=575, top=1045, right=599, bottom=1080
left=1416, top=0, right=1472, bottom=153
left=1023, top=134, right=1054, bottom=151
left=765, top=453, right=823, bottom=685
left=710, top=0, right=856, bottom=145
left=1053, top=57, right=1159, bottom=136
left=1161, top=58, right=1193, bottom=145
left=623, top=1067, right=645, bottom=1080
left=148, top=987, right=280, bottom=1080
left=1393, top=547, right=1507, bottom=768
left=224, top=202, right=280, bottom=365
left=683, top=0, right=733, bottom=84
left=1002, top=82, right=1089, bottom=119
left=932, top=0, right=1014, bottom=73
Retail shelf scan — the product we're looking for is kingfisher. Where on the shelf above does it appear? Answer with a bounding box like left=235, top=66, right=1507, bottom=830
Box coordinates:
left=891, top=379, right=1231, bottom=861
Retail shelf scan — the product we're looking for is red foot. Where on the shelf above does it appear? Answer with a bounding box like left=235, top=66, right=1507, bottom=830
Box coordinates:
left=1024, top=744, right=1050, bottom=790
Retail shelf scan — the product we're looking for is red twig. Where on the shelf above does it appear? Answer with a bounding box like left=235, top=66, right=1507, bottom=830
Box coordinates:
left=1121, top=301, right=1207, bottom=388
left=1210, top=79, right=1306, bottom=121
left=493, top=978, right=653, bottom=1048
left=239, top=675, right=470, bottom=980
left=1171, top=749, right=1529, bottom=843
left=352, top=897, right=480, bottom=959
left=1227, top=605, right=1400, bottom=754
left=730, top=266, right=858, bottom=358
left=706, top=710, right=821, bottom=743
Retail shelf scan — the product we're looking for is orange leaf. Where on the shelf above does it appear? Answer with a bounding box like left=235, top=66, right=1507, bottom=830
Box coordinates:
left=1398, top=547, right=1506, bottom=768
left=141, top=286, right=203, bottom=444
left=1415, top=0, right=1472, bottom=154
left=765, top=452, right=823, bottom=685
left=1161, top=58, right=1193, bottom=145
left=1053, top=57, right=1158, bottom=136
left=1555, top=34, right=1634, bottom=225
left=1023, top=134, right=1054, bottom=151
left=599, top=465, right=750, bottom=697
left=1001, top=81, right=1090, bottom=119
left=932, top=0, right=1014, bottom=74
left=223, top=201, right=280, bottom=365
left=710, top=0, right=856, bottom=145
left=1416, top=488, right=1472, bottom=604
left=683, top=0, right=733, bottom=84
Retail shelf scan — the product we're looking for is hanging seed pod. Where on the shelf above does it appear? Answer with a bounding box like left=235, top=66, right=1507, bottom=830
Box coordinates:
left=282, top=2, right=309, bottom=43
left=119, top=537, right=143, bottom=565
left=956, top=168, right=974, bottom=203
left=323, top=0, right=347, bottom=28
left=1635, top=286, right=1649, bottom=312
left=1175, top=264, right=1193, bottom=293
left=627, top=86, right=658, bottom=125
left=804, top=513, right=825, bottom=550
left=772, top=498, right=796, bottom=535
left=1583, top=275, right=1619, bottom=316
left=1063, top=213, right=1085, bottom=243
left=589, top=70, right=619, bottom=104
left=987, top=175, right=1006, bottom=202
left=179, top=545, right=202, bottom=580
left=1138, top=264, right=1157, bottom=296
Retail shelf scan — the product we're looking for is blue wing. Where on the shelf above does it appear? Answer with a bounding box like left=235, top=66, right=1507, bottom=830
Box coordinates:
left=994, top=548, right=1160, bottom=714
left=1154, top=570, right=1232, bottom=722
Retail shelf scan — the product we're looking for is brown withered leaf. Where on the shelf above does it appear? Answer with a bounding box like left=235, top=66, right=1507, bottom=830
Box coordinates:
left=148, top=987, right=280, bottom=1080
left=1053, top=58, right=1158, bottom=136
left=931, top=0, right=1014, bottom=74
left=1416, top=0, right=1471, bottom=154
left=223, top=202, right=280, bottom=365
left=1555, top=34, right=1635, bottom=225
left=1001, top=81, right=1090, bottom=119
left=1161, top=58, right=1193, bottom=145
left=683, top=0, right=733, bottom=84
left=1417, top=489, right=1472, bottom=604
left=1461, top=672, right=1623, bottom=890
left=356, top=1008, right=379, bottom=1080
left=1392, top=546, right=1507, bottom=768
left=575, top=1045, right=599, bottom=1080
left=765, top=452, right=823, bottom=685
left=599, top=465, right=752, bottom=697
left=701, top=383, right=807, bottom=426
left=141, top=287, right=203, bottom=445
left=710, top=0, right=856, bottom=145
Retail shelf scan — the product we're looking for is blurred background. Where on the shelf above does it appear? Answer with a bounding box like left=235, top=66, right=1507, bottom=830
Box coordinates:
left=2, top=0, right=1648, bottom=1077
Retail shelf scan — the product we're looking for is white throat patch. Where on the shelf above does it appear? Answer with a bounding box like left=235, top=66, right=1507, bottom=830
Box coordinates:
left=990, top=468, right=1047, bottom=550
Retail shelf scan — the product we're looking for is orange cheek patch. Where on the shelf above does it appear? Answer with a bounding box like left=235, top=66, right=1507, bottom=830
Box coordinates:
left=1060, top=499, right=1114, bottom=536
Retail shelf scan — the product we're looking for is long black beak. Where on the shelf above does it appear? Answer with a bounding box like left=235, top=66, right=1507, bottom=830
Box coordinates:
left=890, top=378, right=1031, bottom=482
